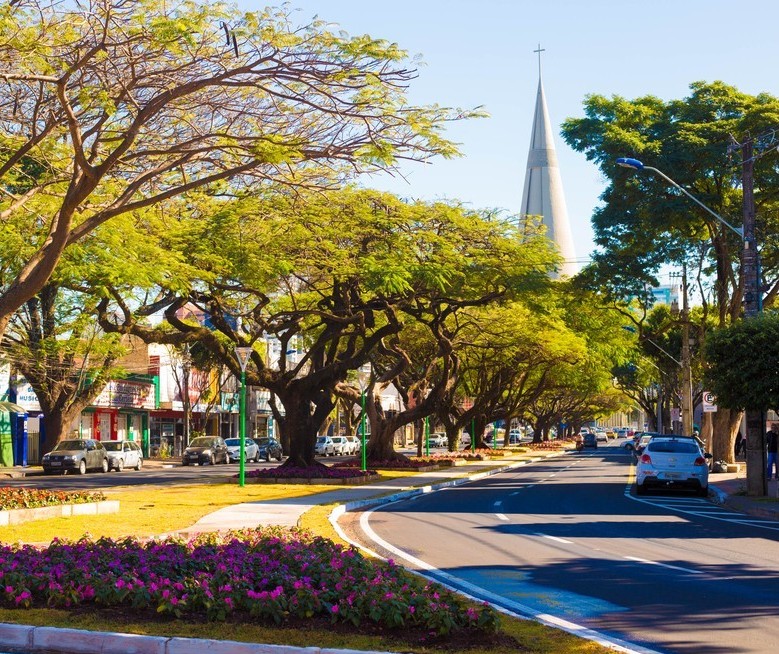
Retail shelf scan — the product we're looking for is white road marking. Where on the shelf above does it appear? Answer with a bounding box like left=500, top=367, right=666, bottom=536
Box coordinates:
left=356, top=508, right=658, bottom=654
left=535, top=532, right=573, bottom=544
left=624, top=555, right=704, bottom=575
left=495, top=513, right=509, bottom=521
left=625, top=483, right=779, bottom=532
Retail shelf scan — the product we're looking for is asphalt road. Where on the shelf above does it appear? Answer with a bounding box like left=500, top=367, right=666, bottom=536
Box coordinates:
left=0, top=459, right=292, bottom=490
left=341, top=441, right=779, bottom=654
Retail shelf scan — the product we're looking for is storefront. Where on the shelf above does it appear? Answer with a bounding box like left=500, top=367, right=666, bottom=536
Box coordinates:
left=86, top=378, right=155, bottom=454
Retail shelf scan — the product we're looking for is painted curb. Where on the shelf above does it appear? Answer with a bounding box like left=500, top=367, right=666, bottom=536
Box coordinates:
left=0, top=500, right=119, bottom=526
left=0, top=624, right=397, bottom=654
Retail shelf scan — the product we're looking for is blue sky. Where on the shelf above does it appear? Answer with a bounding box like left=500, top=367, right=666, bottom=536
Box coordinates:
left=243, top=1, right=779, bottom=278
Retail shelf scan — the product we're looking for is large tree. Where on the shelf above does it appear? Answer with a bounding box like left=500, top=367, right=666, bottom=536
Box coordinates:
left=562, top=81, right=779, bottom=453
left=0, top=0, right=468, bottom=339
left=98, top=190, right=557, bottom=467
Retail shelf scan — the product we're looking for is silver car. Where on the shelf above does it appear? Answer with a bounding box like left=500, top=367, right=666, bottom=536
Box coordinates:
left=315, top=436, right=335, bottom=456
left=102, top=440, right=143, bottom=472
left=41, top=439, right=109, bottom=475
left=224, top=438, right=260, bottom=463
left=635, top=436, right=711, bottom=496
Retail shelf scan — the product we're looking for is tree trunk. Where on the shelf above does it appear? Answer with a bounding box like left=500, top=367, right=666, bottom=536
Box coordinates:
left=274, top=393, right=321, bottom=468
left=366, top=422, right=405, bottom=461
left=711, top=408, right=741, bottom=463
left=40, top=404, right=85, bottom=455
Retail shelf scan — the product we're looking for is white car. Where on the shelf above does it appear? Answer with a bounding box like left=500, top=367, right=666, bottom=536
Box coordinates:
left=635, top=436, right=711, bottom=496
left=430, top=433, right=448, bottom=447
left=315, top=436, right=336, bottom=456
left=102, top=440, right=143, bottom=472
left=224, top=438, right=260, bottom=463
left=330, top=435, right=349, bottom=456
left=344, top=435, right=360, bottom=455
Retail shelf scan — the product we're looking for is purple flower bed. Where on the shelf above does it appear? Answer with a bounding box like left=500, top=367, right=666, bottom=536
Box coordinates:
left=243, top=466, right=377, bottom=480
left=334, top=458, right=436, bottom=469
left=0, top=528, right=498, bottom=635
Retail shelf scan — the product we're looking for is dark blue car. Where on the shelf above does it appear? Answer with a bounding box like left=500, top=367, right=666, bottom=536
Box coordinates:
left=583, top=433, right=598, bottom=448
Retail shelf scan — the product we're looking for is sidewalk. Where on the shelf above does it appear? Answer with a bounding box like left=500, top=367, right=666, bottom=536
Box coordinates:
left=707, top=468, right=779, bottom=520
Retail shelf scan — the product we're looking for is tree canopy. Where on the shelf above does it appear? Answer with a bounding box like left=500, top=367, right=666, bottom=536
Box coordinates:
left=0, top=0, right=472, bottom=339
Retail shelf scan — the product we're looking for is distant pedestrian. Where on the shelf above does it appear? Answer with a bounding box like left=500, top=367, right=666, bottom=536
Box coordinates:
left=767, top=424, right=779, bottom=481
left=735, top=432, right=743, bottom=459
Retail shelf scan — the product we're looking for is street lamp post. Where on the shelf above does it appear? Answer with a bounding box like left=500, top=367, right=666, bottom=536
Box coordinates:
left=616, top=158, right=743, bottom=237
left=618, top=156, right=766, bottom=495
left=357, top=364, right=371, bottom=472
left=424, top=415, right=430, bottom=457
left=235, top=346, right=253, bottom=488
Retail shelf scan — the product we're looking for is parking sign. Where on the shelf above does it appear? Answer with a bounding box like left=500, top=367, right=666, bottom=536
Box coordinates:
left=702, top=391, right=717, bottom=413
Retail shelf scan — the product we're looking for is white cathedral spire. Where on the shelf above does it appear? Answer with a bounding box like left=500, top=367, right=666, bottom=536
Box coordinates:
left=519, top=47, right=577, bottom=278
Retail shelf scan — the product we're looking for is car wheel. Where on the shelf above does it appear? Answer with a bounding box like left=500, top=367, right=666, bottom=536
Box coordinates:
left=697, top=485, right=709, bottom=497
left=182, top=460, right=189, bottom=466
left=209, top=454, right=216, bottom=466
left=636, top=482, right=646, bottom=495
left=78, top=460, right=87, bottom=475
left=276, top=452, right=283, bottom=462
left=101, top=458, right=109, bottom=473
left=115, top=458, right=124, bottom=472
left=136, top=458, right=143, bottom=471
left=266, top=452, right=271, bottom=462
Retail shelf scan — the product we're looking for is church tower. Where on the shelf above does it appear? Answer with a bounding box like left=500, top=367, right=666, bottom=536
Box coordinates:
left=519, top=48, right=577, bottom=278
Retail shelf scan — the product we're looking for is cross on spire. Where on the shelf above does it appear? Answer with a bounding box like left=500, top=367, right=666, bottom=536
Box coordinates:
left=533, top=43, right=545, bottom=77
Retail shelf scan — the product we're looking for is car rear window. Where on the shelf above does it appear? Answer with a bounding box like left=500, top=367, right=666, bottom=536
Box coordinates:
left=647, top=441, right=700, bottom=454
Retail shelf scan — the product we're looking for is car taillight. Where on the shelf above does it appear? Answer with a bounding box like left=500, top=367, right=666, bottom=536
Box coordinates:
left=694, top=456, right=706, bottom=466
left=640, top=454, right=651, bottom=464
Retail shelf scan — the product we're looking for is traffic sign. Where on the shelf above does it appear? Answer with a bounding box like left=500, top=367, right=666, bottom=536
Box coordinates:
left=702, top=391, right=717, bottom=413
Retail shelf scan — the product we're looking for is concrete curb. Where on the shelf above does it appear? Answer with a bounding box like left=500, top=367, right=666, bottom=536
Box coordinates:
left=0, top=624, right=397, bottom=654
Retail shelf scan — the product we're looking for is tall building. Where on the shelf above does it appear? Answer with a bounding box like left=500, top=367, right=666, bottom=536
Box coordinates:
left=519, top=54, right=577, bottom=278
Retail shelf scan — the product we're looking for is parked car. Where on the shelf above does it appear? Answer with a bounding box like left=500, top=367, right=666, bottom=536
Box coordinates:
left=255, top=437, right=283, bottom=462
left=315, top=436, right=336, bottom=457
left=224, top=437, right=260, bottom=463
left=41, top=439, right=109, bottom=475
left=635, top=436, right=712, bottom=496
left=582, top=432, right=598, bottom=448
left=182, top=436, right=229, bottom=466
left=595, top=429, right=608, bottom=442
left=633, top=432, right=660, bottom=458
left=344, top=435, right=361, bottom=455
left=102, top=439, right=143, bottom=472
left=330, top=435, right=350, bottom=455
left=430, top=432, right=448, bottom=447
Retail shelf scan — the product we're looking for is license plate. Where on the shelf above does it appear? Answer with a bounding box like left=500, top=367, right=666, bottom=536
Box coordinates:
left=665, top=472, right=680, bottom=479
left=50, top=462, right=61, bottom=467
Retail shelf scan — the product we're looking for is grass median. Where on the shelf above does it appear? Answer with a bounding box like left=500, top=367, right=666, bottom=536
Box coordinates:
left=0, top=451, right=612, bottom=653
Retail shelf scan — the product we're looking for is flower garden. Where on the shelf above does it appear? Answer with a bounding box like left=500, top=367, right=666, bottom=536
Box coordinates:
left=243, top=465, right=377, bottom=480
left=0, top=527, right=499, bottom=639
left=0, top=487, right=106, bottom=510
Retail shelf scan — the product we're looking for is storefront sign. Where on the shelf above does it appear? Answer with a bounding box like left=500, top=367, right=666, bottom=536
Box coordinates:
left=221, top=392, right=239, bottom=413
left=93, top=380, right=156, bottom=410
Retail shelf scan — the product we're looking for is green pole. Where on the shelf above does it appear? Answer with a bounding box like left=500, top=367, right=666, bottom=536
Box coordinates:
left=360, top=389, right=367, bottom=472
left=424, top=415, right=430, bottom=457
left=239, top=369, right=247, bottom=487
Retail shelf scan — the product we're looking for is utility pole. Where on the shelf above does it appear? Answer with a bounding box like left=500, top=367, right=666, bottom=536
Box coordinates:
left=680, top=262, right=694, bottom=437
left=740, top=138, right=767, bottom=497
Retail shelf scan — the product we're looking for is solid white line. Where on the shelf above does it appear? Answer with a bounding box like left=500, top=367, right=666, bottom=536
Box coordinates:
left=495, top=513, right=509, bottom=521
left=358, top=508, right=659, bottom=654
left=535, top=532, right=573, bottom=544
left=624, top=555, right=704, bottom=575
